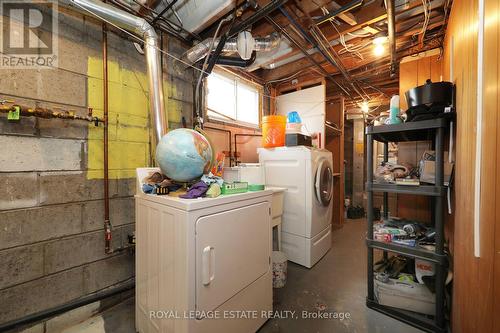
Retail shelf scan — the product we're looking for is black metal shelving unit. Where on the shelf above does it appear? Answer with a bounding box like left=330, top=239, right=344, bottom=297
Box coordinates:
left=365, top=118, right=450, bottom=333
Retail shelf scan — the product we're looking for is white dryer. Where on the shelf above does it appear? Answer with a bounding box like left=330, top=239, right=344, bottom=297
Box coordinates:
left=135, top=168, right=272, bottom=333
left=258, top=147, right=333, bottom=268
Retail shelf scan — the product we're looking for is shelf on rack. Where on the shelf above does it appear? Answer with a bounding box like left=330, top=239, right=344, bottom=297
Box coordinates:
left=366, top=239, right=447, bottom=265
left=332, top=173, right=341, bottom=177
left=366, top=182, right=446, bottom=196
left=325, top=122, right=342, bottom=136
left=366, top=118, right=450, bottom=142
left=366, top=299, right=445, bottom=333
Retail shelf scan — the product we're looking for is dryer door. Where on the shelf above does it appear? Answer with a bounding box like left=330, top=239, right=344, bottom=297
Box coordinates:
left=315, top=158, right=333, bottom=206
left=195, top=202, right=270, bottom=313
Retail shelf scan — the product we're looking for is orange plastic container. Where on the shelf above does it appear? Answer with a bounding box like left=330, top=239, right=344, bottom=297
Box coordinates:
left=261, top=115, right=286, bottom=148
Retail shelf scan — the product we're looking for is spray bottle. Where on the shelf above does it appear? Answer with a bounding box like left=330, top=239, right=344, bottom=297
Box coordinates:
left=390, top=95, right=402, bottom=124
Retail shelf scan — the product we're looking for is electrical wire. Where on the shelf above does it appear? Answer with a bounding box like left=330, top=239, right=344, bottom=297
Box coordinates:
left=63, top=1, right=396, bottom=107
left=320, top=6, right=365, bottom=60
left=72, top=0, right=339, bottom=108
left=194, top=16, right=232, bottom=121
left=413, top=0, right=431, bottom=38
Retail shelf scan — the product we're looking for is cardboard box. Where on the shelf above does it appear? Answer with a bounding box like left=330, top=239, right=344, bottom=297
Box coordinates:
left=420, top=160, right=454, bottom=186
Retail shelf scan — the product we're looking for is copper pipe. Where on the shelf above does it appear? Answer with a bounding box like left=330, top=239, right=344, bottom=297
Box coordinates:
left=103, top=20, right=112, bottom=254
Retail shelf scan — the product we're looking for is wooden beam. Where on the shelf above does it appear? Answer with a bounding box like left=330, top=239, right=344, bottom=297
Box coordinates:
left=330, top=1, right=358, bottom=26
left=259, top=2, right=387, bottom=81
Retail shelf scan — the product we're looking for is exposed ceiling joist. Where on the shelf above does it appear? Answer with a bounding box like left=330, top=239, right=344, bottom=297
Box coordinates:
left=330, top=1, right=358, bottom=26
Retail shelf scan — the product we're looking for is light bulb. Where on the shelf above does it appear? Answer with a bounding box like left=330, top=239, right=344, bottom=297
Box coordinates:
left=361, top=101, right=369, bottom=113
left=373, top=44, right=385, bottom=57
left=373, top=36, right=388, bottom=45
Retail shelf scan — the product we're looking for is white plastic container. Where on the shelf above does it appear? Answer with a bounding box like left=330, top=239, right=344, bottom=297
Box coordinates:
left=286, top=122, right=302, bottom=133
left=374, top=278, right=435, bottom=315
left=223, top=163, right=264, bottom=185
left=272, top=251, right=287, bottom=288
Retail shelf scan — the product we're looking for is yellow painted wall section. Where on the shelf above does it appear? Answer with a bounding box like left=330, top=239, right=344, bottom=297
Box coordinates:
left=87, top=56, right=152, bottom=179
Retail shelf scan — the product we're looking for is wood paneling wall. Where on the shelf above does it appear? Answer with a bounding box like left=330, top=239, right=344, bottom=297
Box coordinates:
left=397, top=52, right=443, bottom=222
left=442, top=0, right=500, bottom=331
left=325, top=96, right=345, bottom=227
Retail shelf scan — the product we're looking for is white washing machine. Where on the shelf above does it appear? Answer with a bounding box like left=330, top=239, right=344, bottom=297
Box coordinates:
left=258, top=147, right=333, bottom=268
left=135, top=168, right=272, bottom=333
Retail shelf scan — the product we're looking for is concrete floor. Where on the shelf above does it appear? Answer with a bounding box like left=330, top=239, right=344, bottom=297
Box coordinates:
left=66, top=219, right=422, bottom=333
left=258, top=219, right=422, bottom=333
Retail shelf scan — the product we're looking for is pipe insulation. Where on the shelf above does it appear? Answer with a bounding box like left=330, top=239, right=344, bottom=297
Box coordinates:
left=64, top=0, right=168, bottom=143
left=184, top=31, right=281, bottom=64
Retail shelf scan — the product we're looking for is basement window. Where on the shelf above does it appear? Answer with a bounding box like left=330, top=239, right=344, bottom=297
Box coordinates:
left=206, top=70, right=261, bottom=127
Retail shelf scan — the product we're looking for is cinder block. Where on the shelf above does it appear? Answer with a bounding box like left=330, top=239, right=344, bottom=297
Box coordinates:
left=108, top=197, right=134, bottom=226
left=0, top=267, right=84, bottom=323
left=56, top=36, right=92, bottom=76
left=87, top=76, right=104, bottom=110
left=0, top=172, right=38, bottom=210
left=83, top=253, right=134, bottom=293
left=108, top=141, right=148, bottom=171
left=0, top=68, right=86, bottom=108
left=116, top=178, right=137, bottom=197
left=0, top=136, right=83, bottom=172
left=167, top=37, right=190, bottom=57
left=117, top=85, right=149, bottom=118
left=0, top=204, right=82, bottom=249
left=36, top=69, right=87, bottom=107
left=0, top=244, right=44, bottom=289
left=166, top=98, right=193, bottom=124
left=38, top=118, right=89, bottom=140
left=109, top=34, right=147, bottom=74
left=0, top=115, right=37, bottom=136
left=0, top=69, right=40, bottom=102
left=116, top=116, right=149, bottom=143
left=118, top=223, right=135, bottom=249
left=39, top=171, right=117, bottom=205
left=43, top=231, right=116, bottom=274
left=82, top=197, right=134, bottom=232
left=82, top=16, right=102, bottom=50
left=36, top=4, right=86, bottom=42
left=166, top=56, right=193, bottom=79
left=168, top=76, right=194, bottom=103
left=120, top=67, right=148, bottom=91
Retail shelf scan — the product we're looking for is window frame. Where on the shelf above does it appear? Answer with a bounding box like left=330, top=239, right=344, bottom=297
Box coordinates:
left=205, top=67, right=263, bottom=129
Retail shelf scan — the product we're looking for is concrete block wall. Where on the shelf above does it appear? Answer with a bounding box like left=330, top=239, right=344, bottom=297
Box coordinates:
left=0, top=5, right=193, bottom=329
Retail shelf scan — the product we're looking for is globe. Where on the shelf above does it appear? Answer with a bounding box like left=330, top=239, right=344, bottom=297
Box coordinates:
left=155, top=128, right=213, bottom=182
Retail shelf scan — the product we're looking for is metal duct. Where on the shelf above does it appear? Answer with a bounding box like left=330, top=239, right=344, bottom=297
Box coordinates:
left=387, top=0, right=397, bottom=77
left=184, top=32, right=280, bottom=64
left=64, top=0, right=167, bottom=143
left=247, top=39, right=292, bottom=71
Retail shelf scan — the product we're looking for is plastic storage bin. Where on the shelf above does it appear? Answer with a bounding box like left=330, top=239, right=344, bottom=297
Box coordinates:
left=374, top=278, right=435, bottom=315
left=223, top=164, right=264, bottom=184
left=262, top=115, right=286, bottom=148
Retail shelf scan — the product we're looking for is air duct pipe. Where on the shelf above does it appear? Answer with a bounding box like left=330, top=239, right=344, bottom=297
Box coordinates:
left=184, top=31, right=280, bottom=64
left=216, top=51, right=257, bottom=67
left=387, top=0, right=397, bottom=77
left=64, top=0, right=167, bottom=143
